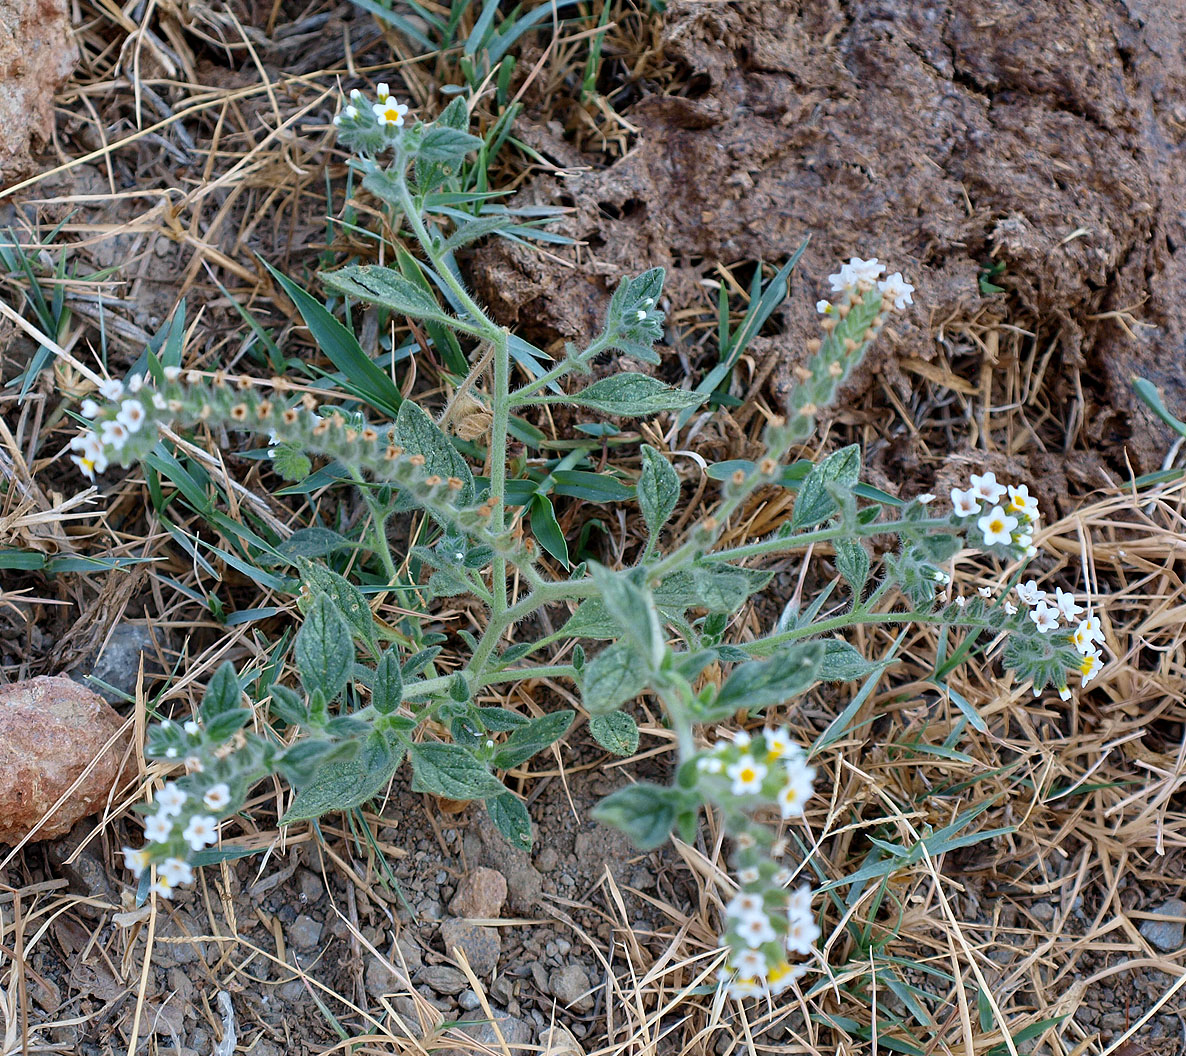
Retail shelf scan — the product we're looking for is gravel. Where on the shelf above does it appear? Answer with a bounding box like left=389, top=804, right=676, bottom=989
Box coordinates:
left=1139, top=898, right=1186, bottom=951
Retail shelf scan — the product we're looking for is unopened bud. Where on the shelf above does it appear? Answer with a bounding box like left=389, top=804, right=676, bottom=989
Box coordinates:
left=805, top=339, right=821, bottom=353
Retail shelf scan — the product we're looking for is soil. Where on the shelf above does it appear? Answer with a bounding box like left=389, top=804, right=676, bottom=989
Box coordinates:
left=4, top=1, right=1186, bottom=1054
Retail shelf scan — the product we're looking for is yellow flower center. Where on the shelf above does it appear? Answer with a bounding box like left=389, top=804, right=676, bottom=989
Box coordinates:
left=989, top=518, right=1005, bottom=533
left=768, top=961, right=793, bottom=982
left=739, top=767, right=756, bottom=783
left=1079, top=656, right=1095, bottom=675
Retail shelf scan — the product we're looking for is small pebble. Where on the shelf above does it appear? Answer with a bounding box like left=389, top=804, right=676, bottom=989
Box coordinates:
left=1139, top=898, right=1186, bottom=951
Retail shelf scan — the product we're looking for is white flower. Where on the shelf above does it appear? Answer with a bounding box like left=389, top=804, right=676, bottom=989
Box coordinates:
left=726, top=893, right=766, bottom=922
left=731, top=948, right=768, bottom=978
left=159, top=857, right=194, bottom=886
left=785, top=911, right=821, bottom=955
left=1079, top=648, right=1103, bottom=685
left=100, top=419, right=129, bottom=450
left=1058, top=685, right=1072, bottom=701
left=163, top=365, right=182, bottom=381
left=80, top=398, right=100, bottom=418
left=127, top=374, right=144, bottom=394
left=762, top=727, right=795, bottom=763
left=156, top=782, right=187, bottom=817
left=152, top=393, right=167, bottom=409
left=1004, top=601, right=1018, bottom=615
left=917, top=493, right=935, bottom=504
left=345, top=105, right=358, bottom=119
left=1071, top=616, right=1103, bottom=655
left=98, top=379, right=123, bottom=400
left=727, top=755, right=768, bottom=796
left=731, top=730, right=752, bottom=747
left=1016, top=580, right=1047, bottom=607
left=144, top=812, right=174, bottom=843
left=165, top=747, right=177, bottom=759
left=1006, top=483, right=1040, bottom=521
left=373, top=99, right=409, bottom=127
left=376, top=82, right=390, bottom=101
left=737, top=911, right=777, bottom=947
left=951, top=487, right=980, bottom=517
left=787, top=885, right=813, bottom=918
left=777, top=758, right=816, bottom=818
left=955, top=595, right=966, bottom=607
left=978, top=586, right=993, bottom=598
left=203, top=783, right=231, bottom=811
left=877, top=272, right=914, bottom=310
left=349, top=88, right=363, bottom=102
left=1029, top=600, right=1060, bottom=634
left=847, top=257, right=885, bottom=284
left=150, top=879, right=174, bottom=900
left=182, top=815, right=218, bottom=851
left=978, top=505, right=1018, bottom=546
left=827, top=263, right=857, bottom=292
left=738, top=866, right=761, bottom=885
left=767, top=961, right=806, bottom=995
left=117, top=398, right=146, bottom=431
left=725, top=974, right=762, bottom=1000
left=70, top=432, right=108, bottom=480
left=122, top=846, right=150, bottom=878
left=696, top=755, right=723, bottom=774
left=970, top=472, right=1007, bottom=504
left=183, top=720, right=200, bottom=735
left=1053, top=588, right=1083, bottom=621
left=816, top=299, right=833, bottom=314
left=635, top=309, right=647, bottom=321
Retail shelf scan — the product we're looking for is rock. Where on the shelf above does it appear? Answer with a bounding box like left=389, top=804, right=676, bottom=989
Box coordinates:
left=1140, top=899, right=1186, bottom=952
left=298, top=869, right=325, bottom=905
left=458, top=989, right=482, bottom=1011
left=366, top=955, right=411, bottom=999
left=46, top=821, right=116, bottom=902
left=450, top=866, right=508, bottom=920
left=440, top=919, right=501, bottom=976
left=535, top=847, right=560, bottom=872
left=443, top=1011, right=534, bottom=1056
left=0, top=0, right=77, bottom=183
left=541, top=1024, right=585, bottom=1056
left=288, top=914, right=323, bottom=949
left=1031, top=901, right=1056, bottom=923
left=0, top=678, right=126, bottom=845
left=418, top=965, right=470, bottom=995
left=548, top=964, right=593, bottom=1012
left=87, top=624, right=156, bottom=702
left=473, top=815, right=542, bottom=914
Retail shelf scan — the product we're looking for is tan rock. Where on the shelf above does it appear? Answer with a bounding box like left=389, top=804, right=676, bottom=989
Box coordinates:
left=449, top=866, right=507, bottom=920
left=0, top=0, right=78, bottom=183
left=0, top=677, right=127, bottom=844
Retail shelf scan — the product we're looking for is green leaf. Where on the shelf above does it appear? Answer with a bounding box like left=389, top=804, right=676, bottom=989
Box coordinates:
left=487, top=792, right=533, bottom=849
left=559, top=598, right=619, bottom=640
left=592, top=783, right=676, bottom=850
left=200, top=662, right=242, bottom=721
left=321, top=264, right=481, bottom=336
left=264, top=260, right=402, bottom=417
left=299, top=559, right=377, bottom=652
left=274, top=527, right=354, bottom=562
left=417, top=125, right=484, bottom=164
left=281, top=731, right=401, bottom=823
left=792, top=444, right=861, bottom=529
left=372, top=650, right=403, bottom=715
left=834, top=538, right=870, bottom=599
left=1133, top=376, right=1186, bottom=438
left=589, top=712, right=638, bottom=757
left=818, top=639, right=880, bottom=681
left=394, top=400, right=475, bottom=504
left=476, top=707, right=531, bottom=732
left=491, top=710, right=574, bottom=769
left=294, top=594, right=355, bottom=702
left=205, top=708, right=250, bottom=743
left=440, top=214, right=512, bottom=254
left=268, top=685, right=308, bottom=726
left=713, top=641, right=824, bottom=715
left=590, top=565, right=665, bottom=669
left=637, top=444, right=679, bottom=536
left=570, top=374, right=703, bottom=417
left=269, top=443, right=311, bottom=482
left=409, top=742, right=507, bottom=800
left=687, top=565, right=767, bottom=613
left=582, top=641, right=648, bottom=715
left=529, top=492, right=569, bottom=566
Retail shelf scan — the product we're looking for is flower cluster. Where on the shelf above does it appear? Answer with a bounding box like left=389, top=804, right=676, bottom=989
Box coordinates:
left=949, top=471, right=1040, bottom=557
left=122, top=771, right=227, bottom=899
left=817, top=256, right=914, bottom=315
left=333, top=82, right=409, bottom=130
left=70, top=373, right=165, bottom=480
left=1012, top=580, right=1105, bottom=698
left=695, top=726, right=816, bottom=819
left=718, top=882, right=817, bottom=1000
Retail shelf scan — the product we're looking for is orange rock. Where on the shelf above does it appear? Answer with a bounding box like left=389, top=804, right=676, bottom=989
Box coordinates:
left=0, top=676, right=127, bottom=845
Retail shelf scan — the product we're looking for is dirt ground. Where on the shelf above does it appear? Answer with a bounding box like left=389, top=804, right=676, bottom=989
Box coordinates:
left=3, top=1, right=1186, bottom=1054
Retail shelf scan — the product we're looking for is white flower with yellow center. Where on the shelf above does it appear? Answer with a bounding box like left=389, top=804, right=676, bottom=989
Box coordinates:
left=970, top=471, right=1007, bottom=504
left=1006, top=483, right=1039, bottom=520
left=725, top=974, right=762, bottom=1000
left=182, top=815, right=218, bottom=851
left=203, top=783, right=231, bottom=810
left=1057, top=685, right=1072, bottom=701
left=951, top=487, right=980, bottom=517
left=726, top=892, right=766, bottom=922
left=1029, top=600, right=1060, bottom=634
left=731, top=948, right=768, bottom=978
left=1071, top=616, right=1103, bottom=654
left=785, top=910, right=821, bottom=955
left=98, top=378, right=123, bottom=400
left=767, top=960, right=805, bottom=995
left=150, top=879, right=174, bottom=900
left=70, top=432, right=107, bottom=481
left=373, top=99, right=409, bottom=127
left=816, top=299, right=833, bottom=314
left=156, top=782, right=187, bottom=817
left=978, top=505, right=1018, bottom=546
left=727, top=755, right=767, bottom=796
left=763, top=727, right=794, bottom=763
left=100, top=419, right=130, bottom=450
left=777, top=757, right=816, bottom=818
left=122, top=846, right=150, bottom=878
left=877, top=272, right=914, bottom=310
left=144, top=812, right=173, bottom=843
left=1079, top=648, right=1103, bottom=684
left=376, top=82, right=390, bottom=102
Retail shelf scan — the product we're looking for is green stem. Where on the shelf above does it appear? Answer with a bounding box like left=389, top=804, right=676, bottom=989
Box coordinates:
left=350, top=468, right=399, bottom=584
left=741, top=607, right=1004, bottom=655
left=509, top=332, right=612, bottom=403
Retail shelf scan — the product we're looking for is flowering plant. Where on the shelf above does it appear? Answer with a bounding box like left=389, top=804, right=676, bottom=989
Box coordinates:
left=72, top=87, right=1106, bottom=1001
